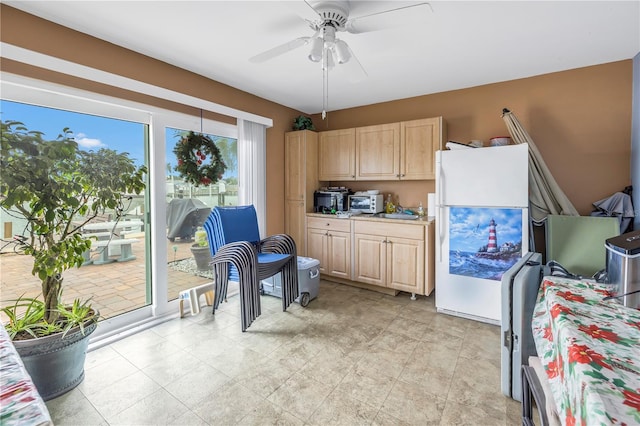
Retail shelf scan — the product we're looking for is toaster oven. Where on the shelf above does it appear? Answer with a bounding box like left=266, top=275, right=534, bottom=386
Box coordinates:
left=348, top=194, right=384, bottom=214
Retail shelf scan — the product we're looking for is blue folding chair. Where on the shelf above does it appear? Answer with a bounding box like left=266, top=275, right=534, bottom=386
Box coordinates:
left=204, top=205, right=298, bottom=331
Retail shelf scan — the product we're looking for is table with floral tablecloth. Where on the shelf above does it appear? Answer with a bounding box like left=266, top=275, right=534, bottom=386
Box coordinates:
left=532, top=277, right=640, bottom=426
left=0, top=326, right=52, bottom=425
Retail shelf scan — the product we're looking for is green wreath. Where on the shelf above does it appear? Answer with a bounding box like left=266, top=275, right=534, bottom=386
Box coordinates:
left=173, top=131, right=227, bottom=186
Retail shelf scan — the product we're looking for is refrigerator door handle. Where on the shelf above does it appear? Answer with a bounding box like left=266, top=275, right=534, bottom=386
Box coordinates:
left=436, top=159, right=445, bottom=263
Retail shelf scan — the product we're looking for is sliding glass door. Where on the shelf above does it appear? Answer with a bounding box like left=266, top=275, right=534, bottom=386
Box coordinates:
left=163, top=127, right=238, bottom=303
left=0, top=99, right=151, bottom=321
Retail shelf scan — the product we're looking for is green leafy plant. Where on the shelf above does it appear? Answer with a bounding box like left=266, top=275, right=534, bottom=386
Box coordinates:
left=292, top=115, right=315, bottom=131
left=0, top=120, right=147, bottom=338
left=2, top=293, right=99, bottom=340
left=57, top=296, right=97, bottom=337
left=1, top=297, right=52, bottom=340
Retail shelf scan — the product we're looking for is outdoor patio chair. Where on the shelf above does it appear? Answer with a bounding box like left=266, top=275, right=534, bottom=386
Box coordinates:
left=204, top=205, right=298, bottom=331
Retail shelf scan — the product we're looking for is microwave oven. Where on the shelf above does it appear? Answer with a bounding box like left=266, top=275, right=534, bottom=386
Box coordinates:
left=314, top=190, right=349, bottom=213
left=348, top=194, right=384, bottom=214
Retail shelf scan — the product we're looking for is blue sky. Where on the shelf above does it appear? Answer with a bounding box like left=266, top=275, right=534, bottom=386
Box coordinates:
left=2, top=100, right=236, bottom=178
left=1, top=100, right=147, bottom=165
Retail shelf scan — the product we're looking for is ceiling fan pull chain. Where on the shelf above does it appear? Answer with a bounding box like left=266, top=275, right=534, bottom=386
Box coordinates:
left=322, top=50, right=329, bottom=120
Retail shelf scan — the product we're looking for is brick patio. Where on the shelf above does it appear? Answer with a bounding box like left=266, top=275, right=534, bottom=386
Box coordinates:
left=0, top=235, right=211, bottom=321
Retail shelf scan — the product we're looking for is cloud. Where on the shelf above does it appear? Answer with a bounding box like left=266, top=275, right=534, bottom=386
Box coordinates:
left=74, top=133, right=105, bottom=149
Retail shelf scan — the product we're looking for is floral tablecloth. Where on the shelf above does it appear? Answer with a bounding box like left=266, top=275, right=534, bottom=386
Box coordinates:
left=0, top=327, right=52, bottom=425
left=532, top=277, right=640, bottom=426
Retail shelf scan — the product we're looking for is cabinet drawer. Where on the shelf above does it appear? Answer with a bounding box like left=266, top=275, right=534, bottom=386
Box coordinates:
left=354, top=221, right=424, bottom=240
left=307, top=216, right=352, bottom=233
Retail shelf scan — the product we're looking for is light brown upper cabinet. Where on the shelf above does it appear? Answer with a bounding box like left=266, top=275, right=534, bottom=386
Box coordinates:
left=355, top=123, right=400, bottom=180
left=318, top=117, right=444, bottom=182
left=400, top=117, right=443, bottom=180
left=318, top=128, right=356, bottom=181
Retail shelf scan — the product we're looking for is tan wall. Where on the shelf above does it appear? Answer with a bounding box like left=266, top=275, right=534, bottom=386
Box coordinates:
left=0, top=5, right=299, bottom=235
left=310, top=61, right=633, bottom=215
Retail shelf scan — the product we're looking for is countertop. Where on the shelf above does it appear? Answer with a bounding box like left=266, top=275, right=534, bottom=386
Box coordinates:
left=307, top=212, right=435, bottom=225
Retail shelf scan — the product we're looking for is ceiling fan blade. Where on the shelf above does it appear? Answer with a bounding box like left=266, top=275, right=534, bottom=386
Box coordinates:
left=249, top=37, right=311, bottom=63
left=345, top=2, right=432, bottom=34
left=341, top=45, right=368, bottom=83
left=281, top=0, right=322, bottom=28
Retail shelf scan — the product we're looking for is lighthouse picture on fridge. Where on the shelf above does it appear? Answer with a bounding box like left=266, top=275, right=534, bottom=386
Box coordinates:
left=435, top=143, right=529, bottom=324
left=448, top=207, right=523, bottom=280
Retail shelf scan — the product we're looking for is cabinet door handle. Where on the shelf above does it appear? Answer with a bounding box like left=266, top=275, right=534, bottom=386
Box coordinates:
left=400, top=174, right=405, bottom=177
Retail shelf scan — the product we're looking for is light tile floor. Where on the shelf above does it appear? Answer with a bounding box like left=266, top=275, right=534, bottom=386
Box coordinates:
left=45, top=280, right=523, bottom=425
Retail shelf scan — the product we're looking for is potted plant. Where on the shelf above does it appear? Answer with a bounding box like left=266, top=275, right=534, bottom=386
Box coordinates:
left=292, top=115, right=315, bottom=131
left=190, top=226, right=210, bottom=271
left=0, top=120, right=147, bottom=400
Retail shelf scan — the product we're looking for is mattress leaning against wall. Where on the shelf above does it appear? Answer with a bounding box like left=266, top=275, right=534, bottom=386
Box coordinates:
left=501, top=252, right=543, bottom=402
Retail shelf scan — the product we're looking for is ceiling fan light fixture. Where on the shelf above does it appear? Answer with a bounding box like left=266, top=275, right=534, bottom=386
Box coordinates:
left=308, top=36, right=324, bottom=62
left=334, top=39, right=351, bottom=64
left=323, top=49, right=335, bottom=71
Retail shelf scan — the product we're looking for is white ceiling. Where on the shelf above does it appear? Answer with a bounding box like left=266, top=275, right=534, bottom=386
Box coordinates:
left=5, top=1, right=640, bottom=114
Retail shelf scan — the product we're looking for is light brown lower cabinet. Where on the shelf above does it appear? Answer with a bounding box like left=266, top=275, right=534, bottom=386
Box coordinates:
left=306, top=215, right=433, bottom=298
left=353, top=221, right=425, bottom=298
left=306, top=217, right=351, bottom=279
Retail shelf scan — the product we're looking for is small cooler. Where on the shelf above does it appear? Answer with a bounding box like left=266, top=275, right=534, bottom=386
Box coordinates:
left=261, top=256, right=320, bottom=307
left=605, top=230, right=640, bottom=309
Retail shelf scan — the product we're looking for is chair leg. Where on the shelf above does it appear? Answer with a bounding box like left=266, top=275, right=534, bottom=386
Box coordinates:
left=204, top=290, right=214, bottom=306
left=188, top=288, right=201, bottom=315
left=522, top=366, right=534, bottom=426
left=179, top=299, right=185, bottom=318
left=211, top=241, right=260, bottom=332
left=281, top=257, right=299, bottom=311
left=522, top=365, right=549, bottom=426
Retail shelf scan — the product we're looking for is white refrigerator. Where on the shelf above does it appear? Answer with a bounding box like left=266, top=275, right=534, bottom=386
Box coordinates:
left=435, top=143, right=529, bottom=325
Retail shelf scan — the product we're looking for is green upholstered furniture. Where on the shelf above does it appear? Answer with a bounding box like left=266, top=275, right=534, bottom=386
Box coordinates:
left=545, top=215, right=620, bottom=277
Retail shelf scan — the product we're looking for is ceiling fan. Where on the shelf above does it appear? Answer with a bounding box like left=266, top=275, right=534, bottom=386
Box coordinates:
left=249, top=1, right=431, bottom=81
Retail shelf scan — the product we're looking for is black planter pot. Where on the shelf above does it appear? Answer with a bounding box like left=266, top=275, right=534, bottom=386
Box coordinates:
left=191, top=245, right=211, bottom=271
left=13, top=319, right=98, bottom=401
